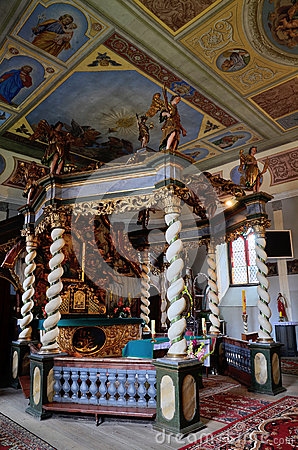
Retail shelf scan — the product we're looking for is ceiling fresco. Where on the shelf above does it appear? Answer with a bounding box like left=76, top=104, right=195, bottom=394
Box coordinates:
left=0, top=0, right=296, bottom=172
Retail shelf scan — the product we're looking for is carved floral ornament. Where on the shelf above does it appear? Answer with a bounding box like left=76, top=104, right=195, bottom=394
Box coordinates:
left=225, top=218, right=271, bottom=243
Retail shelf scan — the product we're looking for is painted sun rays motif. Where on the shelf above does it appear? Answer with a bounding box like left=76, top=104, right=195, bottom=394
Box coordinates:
left=15, top=39, right=226, bottom=155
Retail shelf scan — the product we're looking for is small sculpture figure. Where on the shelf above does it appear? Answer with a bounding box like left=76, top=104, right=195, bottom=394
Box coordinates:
left=277, top=293, right=287, bottom=321
left=29, top=119, right=100, bottom=175
left=136, top=114, right=153, bottom=148
left=239, top=146, right=269, bottom=192
left=146, top=86, right=187, bottom=152
left=20, top=161, right=46, bottom=204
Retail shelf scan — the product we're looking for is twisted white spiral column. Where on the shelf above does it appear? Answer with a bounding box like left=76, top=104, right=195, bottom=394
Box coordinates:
left=207, top=242, right=221, bottom=335
left=138, top=250, right=151, bottom=331
left=165, top=213, right=187, bottom=356
left=40, top=227, right=65, bottom=353
left=160, top=271, right=168, bottom=328
left=19, top=234, right=37, bottom=340
left=255, top=229, right=272, bottom=341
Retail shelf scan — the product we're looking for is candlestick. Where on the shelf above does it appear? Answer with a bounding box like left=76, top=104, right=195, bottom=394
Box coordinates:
left=242, top=290, right=246, bottom=314
left=242, top=313, right=248, bottom=334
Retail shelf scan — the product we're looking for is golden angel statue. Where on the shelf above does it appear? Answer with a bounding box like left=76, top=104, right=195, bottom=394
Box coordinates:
left=145, top=86, right=187, bottom=152
left=29, top=119, right=101, bottom=175
left=239, top=146, right=269, bottom=192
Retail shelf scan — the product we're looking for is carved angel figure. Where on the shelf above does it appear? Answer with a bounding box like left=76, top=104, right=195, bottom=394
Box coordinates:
left=20, top=161, right=47, bottom=204
left=239, top=146, right=269, bottom=192
left=29, top=119, right=101, bottom=175
left=146, top=86, right=187, bottom=152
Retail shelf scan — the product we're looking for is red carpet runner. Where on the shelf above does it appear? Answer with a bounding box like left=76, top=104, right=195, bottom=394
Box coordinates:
left=179, top=396, right=298, bottom=450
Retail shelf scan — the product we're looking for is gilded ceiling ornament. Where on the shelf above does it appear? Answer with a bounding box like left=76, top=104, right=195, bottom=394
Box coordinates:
left=232, top=63, right=276, bottom=89
left=193, top=13, right=235, bottom=60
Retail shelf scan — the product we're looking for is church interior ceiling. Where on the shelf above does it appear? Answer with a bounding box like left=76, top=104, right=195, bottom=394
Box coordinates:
left=0, top=0, right=297, bottom=173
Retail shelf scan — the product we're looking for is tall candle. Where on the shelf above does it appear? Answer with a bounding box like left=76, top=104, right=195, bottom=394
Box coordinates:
left=202, top=318, right=206, bottom=335
left=242, top=290, right=246, bottom=314
left=81, top=242, right=86, bottom=282
left=151, top=319, right=155, bottom=336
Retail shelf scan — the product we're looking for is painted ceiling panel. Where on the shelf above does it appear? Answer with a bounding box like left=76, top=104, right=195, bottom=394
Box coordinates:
left=11, top=0, right=108, bottom=63
left=132, top=0, right=221, bottom=34
left=180, top=0, right=297, bottom=96
left=0, top=0, right=296, bottom=170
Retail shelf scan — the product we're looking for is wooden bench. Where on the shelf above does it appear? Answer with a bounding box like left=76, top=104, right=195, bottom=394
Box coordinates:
left=43, top=403, right=156, bottom=426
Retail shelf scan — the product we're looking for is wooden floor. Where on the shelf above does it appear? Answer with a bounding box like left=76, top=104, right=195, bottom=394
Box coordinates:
left=0, top=374, right=297, bottom=450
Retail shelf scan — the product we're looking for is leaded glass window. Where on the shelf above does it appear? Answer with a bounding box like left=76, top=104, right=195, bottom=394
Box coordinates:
left=230, top=229, right=258, bottom=285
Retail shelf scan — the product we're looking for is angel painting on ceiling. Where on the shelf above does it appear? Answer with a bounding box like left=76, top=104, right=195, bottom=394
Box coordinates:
left=266, top=0, right=298, bottom=49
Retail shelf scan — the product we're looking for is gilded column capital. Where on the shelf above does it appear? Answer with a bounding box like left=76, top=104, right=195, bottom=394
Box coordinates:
left=43, top=204, right=71, bottom=230
left=156, top=185, right=182, bottom=215
left=253, top=224, right=266, bottom=239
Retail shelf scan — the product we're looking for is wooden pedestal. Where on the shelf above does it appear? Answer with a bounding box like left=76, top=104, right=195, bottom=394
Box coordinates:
left=26, top=352, right=66, bottom=420
left=10, top=340, right=38, bottom=389
left=249, top=342, right=286, bottom=396
left=153, top=357, right=205, bottom=437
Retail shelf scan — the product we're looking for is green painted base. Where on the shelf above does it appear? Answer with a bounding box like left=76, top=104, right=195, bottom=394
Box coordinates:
left=248, top=385, right=287, bottom=396
left=26, top=405, right=52, bottom=420
left=249, top=341, right=286, bottom=396
left=10, top=340, right=39, bottom=389
left=153, top=420, right=205, bottom=438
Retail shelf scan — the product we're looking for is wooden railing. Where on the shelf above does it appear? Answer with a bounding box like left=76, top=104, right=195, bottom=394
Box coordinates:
left=43, top=357, right=157, bottom=423
left=222, top=337, right=251, bottom=386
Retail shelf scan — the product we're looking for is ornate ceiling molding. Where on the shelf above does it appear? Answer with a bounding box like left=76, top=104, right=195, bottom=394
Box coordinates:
left=243, top=0, right=298, bottom=67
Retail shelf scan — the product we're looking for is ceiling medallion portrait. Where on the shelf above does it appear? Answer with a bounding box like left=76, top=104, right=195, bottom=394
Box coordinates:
left=243, top=0, right=298, bottom=66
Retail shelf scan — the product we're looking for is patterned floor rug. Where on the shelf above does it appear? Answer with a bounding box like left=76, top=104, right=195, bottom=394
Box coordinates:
left=200, top=392, right=271, bottom=424
left=180, top=396, right=298, bottom=450
left=200, top=376, right=240, bottom=398
left=0, top=413, right=56, bottom=449
left=281, top=357, right=298, bottom=375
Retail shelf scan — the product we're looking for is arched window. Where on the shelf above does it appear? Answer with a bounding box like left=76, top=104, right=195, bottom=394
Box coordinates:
left=229, top=229, right=258, bottom=285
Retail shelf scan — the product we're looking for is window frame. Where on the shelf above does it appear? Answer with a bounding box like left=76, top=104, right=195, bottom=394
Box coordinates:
left=228, top=231, right=258, bottom=287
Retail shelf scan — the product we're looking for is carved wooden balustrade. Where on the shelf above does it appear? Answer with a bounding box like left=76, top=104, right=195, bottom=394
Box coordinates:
left=222, top=337, right=251, bottom=386
left=43, top=356, right=157, bottom=423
